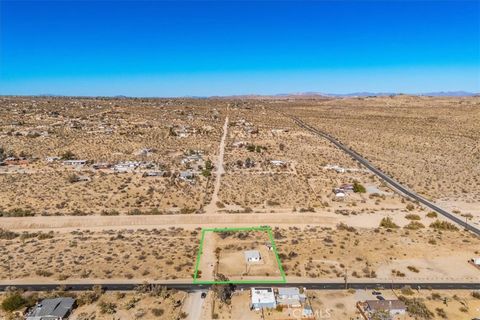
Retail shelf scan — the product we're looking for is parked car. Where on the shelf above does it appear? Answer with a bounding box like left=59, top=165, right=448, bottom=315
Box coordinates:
left=377, top=295, right=385, bottom=301
left=372, top=291, right=381, bottom=295
left=201, top=292, right=207, bottom=299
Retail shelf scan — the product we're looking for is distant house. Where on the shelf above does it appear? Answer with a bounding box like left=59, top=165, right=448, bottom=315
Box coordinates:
left=359, top=300, right=406, bottom=319
left=92, top=163, right=111, bottom=170
left=245, top=250, right=261, bottom=263
left=75, top=175, right=91, bottom=182
left=341, top=184, right=354, bottom=192
left=181, top=154, right=203, bottom=164
left=251, top=288, right=276, bottom=310
left=143, top=171, right=167, bottom=177
left=277, top=287, right=306, bottom=307
left=135, top=148, right=155, bottom=156
left=180, top=171, right=195, bottom=181
left=63, top=160, right=87, bottom=166
left=270, top=160, right=287, bottom=167
left=26, top=297, right=75, bottom=320
left=334, top=188, right=347, bottom=199
left=3, top=157, right=30, bottom=166
left=113, top=161, right=140, bottom=173
left=471, top=257, right=480, bottom=266
left=232, top=141, right=247, bottom=148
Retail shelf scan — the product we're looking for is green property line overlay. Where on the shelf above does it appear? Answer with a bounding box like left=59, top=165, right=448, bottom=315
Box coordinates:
left=193, top=226, right=287, bottom=284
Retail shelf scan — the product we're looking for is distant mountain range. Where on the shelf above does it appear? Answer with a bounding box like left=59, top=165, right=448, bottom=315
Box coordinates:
left=273, top=91, right=478, bottom=98
left=29, top=91, right=479, bottom=98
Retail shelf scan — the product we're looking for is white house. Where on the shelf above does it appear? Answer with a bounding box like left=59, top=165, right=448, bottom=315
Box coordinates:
left=364, top=300, right=406, bottom=317
left=472, top=257, right=480, bottom=266
left=26, top=297, right=76, bottom=320
left=63, top=160, right=87, bottom=166
left=251, top=288, right=276, bottom=310
left=180, top=171, right=195, bottom=181
left=270, top=160, right=287, bottom=167
left=114, top=161, right=140, bottom=173
left=277, top=287, right=306, bottom=307
left=245, top=250, right=261, bottom=263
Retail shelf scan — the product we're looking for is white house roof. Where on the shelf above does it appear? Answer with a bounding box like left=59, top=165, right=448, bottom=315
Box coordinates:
left=245, top=250, right=261, bottom=261
left=251, top=288, right=275, bottom=304
left=26, top=297, right=75, bottom=320
left=278, top=287, right=300, bottom=297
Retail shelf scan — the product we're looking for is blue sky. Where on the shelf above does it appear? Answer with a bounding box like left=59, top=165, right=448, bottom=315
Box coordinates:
left=0, top=1, right=479, bottom=96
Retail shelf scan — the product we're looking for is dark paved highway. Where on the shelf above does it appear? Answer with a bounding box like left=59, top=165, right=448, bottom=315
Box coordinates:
left=1, top=282, right=479, bottom=292
left=288, top=115, right=480, bottom=236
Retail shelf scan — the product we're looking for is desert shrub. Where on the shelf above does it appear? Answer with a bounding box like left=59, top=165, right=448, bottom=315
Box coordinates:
left=472, top=291, right=480, bottom=299
left=99, top=301, right=117, bottom=314
left=100, top=210, right=120, bottom=216
left=336, top=223, right=356, bottom=232
left=399, top=296, right=434, bottom=319
left=407, top=266, right=419, bottom=273
left=67, top=174, right=79, bottom=183
left=201, top=168, right=211, bottom=177
left=406, top=204, right=415, bottom=211
left=435, top=307, right=447, bottom=318
left=405, top=214, right=421, bottom=220
left=429, top=220, right=458, bottom=231
left=426, top=211, right=437, bottom=218
left=61, top=150, right=76, bottom=160
left=353, top=181, right=366, bottom=193
left=404, top=221, right=425, bottom=230
left=151, top=308, right=164, bottom=316
left=0, top=208, right=34, bottom=217
left=127, top=209, right=144, bottom=215
left=35, top=270, right=53, bottom=277
left=0, top=228, right=19, bottom=240
left=379, top=217, right=399, bottom=229
left=1, top=292, right=28, bottom=312
left=400, top=286, right=414, bottom=295
left=266, top=200, right=280, bottom=206
left=77, top=285, right=103, bottom=305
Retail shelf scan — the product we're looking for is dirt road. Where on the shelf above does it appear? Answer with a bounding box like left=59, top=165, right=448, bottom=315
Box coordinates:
left=204, top=115, right=229, bottom=213
left=0, top=211, right=411, bottom=232
left=182, top=291, right=207, bottom=320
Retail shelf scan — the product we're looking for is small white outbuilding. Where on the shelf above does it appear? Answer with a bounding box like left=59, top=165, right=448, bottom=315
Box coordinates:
left=245, top=250, right=261, bottom=263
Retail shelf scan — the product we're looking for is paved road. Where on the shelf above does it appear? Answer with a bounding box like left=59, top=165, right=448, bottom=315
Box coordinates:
left=1, top=282, right=479, bottom=292
left=287, top=114, right=480, bottom=236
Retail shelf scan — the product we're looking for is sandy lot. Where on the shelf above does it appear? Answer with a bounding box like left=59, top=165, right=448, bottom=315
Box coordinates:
left=0, top=288, right=187, bottom=320
left=198, top=230, right=283, bottom=282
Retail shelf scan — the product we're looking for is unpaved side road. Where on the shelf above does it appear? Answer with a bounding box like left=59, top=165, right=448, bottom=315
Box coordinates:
left=0, top=213, right=342, bottom=232
left=182, top=291, right=207, bottom=320
left=204, top=115, right=229, bottom=214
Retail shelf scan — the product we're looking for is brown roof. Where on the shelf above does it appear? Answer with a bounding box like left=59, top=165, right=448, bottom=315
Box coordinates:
left=365, top=300, right=406, bottom=311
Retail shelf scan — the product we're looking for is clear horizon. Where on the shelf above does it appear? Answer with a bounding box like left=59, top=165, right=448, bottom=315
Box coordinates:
left=1, top=1, right=479, bottom=96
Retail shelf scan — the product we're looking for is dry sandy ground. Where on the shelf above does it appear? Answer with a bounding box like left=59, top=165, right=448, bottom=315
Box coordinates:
left=0, top=228, right=199, bottom=282
left=0, top=290, right=187, bottom=320
left=275, top=226, right=480, bottom=282
left=209, top=288, right=480, bottom=320
left=0, top=96, right=225, bottom=215
left=3, top=95, right=469, bottom=219
left=197, top=230, right=282, bottom=282
left=1, top=225, right=478, bottom=284
left=279, top=96, right=480, bottom=205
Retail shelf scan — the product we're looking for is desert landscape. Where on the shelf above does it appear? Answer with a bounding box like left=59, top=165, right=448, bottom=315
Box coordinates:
left=1, top=95, right=479, bottom=320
